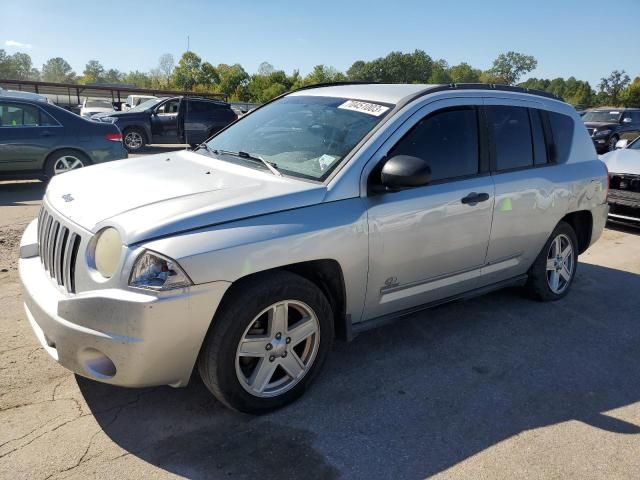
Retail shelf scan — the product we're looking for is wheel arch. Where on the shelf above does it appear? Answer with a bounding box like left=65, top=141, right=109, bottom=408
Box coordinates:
left=211, top=259, right=349, bottom=341
left=560, top=210, right=593, bottom=254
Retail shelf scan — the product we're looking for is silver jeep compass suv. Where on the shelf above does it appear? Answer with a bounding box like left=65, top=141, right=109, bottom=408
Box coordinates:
left=19, top=83, right=609, bottom=413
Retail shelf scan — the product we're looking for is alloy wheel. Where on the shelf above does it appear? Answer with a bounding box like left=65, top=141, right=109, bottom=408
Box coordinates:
left=124, top=131, right=143, bottom=150
left=546, top=233, right=574, bottom=294
left=53, top=155, right=85, bottom=175
left=235, top=300, right=320, bottom=398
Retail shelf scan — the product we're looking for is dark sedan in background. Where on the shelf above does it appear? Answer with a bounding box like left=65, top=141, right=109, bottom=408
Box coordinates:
left=583, top=107, right=640, bottom=153
left=0, top=93, right=127, bottom=180
left=93, top=96, right=238, bottom=152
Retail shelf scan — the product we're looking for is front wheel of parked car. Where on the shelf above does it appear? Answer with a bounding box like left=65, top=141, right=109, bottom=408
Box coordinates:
left=123, top=128, right=146, bottom=152
left=198, top=270, right=334, bottom=414
left=525, top=221, right=578, bottom=301
left=608, top=135, right=619, bottom=152
left=44, top=149, right=91, bottom=178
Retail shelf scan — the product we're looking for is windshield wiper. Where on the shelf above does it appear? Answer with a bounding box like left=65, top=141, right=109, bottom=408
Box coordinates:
left=212, top=149, right=282, bottom=176
left=194, top=143, right=215, bottom=156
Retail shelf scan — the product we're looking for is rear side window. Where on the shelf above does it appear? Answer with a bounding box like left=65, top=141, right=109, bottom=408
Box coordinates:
left=389, top=107, right=479, bottom=182
left=548, top=112, right=574, bottom=163
left=188, top=101, right=216, bottom=113
left=39, top=109, right=58, bottom=126
left=530, top=109, right=548, bottom=165
left=486, top=106, right=533, bottom=170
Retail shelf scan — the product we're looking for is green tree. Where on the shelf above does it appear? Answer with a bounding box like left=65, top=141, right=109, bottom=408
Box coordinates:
left=41, top=57, right=75, bottom=83
left=300, top=64, right=346, bottom=86
left=428, top=59, right=452, bottom=83
left=103, top=68, right=124, bottom=84
left=622, top=77, right=640, bottom=108
left=598, top=70, right=631, bottom=106
left=81, top=60, right=105, bottom=83
left=199, top=62, right=219, bottom=87
left=123, top=70, right=152, bottom=88
left=1, top=51, right=36, bottom=80
left=216, top=63, right=249, bottom=99
left=487, top=51, right=538, bottom=85
left=172, top=51, right=204, bottom=90
left=347, top=50, right=433, bottom=83
left=448, top=63, right=481, bottom=83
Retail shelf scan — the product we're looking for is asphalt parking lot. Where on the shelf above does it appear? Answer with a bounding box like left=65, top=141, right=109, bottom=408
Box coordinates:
left=1, top=164, right=640, bottom=479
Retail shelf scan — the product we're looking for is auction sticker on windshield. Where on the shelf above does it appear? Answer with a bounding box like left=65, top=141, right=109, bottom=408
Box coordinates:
left=338, top=100, right=390, bottom=116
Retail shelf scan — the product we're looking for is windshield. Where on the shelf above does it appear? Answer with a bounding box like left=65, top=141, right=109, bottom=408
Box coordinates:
left=205, top=95, right=392, bottom=180
left=630, top=137, right=640, bottom=150
left=85, top=99, right=112, bottom=108
left=129, top=97, right=163, bottom=112
left=583, top=110, right=622, bottom=123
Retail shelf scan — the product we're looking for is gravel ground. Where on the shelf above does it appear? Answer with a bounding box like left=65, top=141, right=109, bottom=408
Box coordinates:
left=1, top=173, right=640, bottom=480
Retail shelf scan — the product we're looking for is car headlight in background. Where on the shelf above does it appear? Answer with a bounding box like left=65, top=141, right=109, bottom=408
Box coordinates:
left=129, top=251, right=192, bottom=290
left=100, top=117, right=117, bottom=123
left=94, top=227, right=122, bottom=278
left=594, top=129, right=612, bottom=137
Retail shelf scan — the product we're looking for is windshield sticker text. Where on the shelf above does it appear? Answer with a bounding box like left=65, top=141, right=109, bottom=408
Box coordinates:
left=338, top=100, right=390, bottom=117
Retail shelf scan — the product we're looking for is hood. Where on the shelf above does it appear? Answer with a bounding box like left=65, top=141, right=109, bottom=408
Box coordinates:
left=600, top=148, right=640, bottom=175
left=584, top=121, right=618, bottom=130
left=45, top=150, right=327, bottom=244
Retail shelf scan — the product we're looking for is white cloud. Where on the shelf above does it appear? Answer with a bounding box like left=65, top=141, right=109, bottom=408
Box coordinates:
left=5, top=40, right=33, bottom=49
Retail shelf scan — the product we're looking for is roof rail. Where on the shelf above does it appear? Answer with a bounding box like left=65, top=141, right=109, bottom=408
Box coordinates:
left=293, top=81, right=378, bottom=92
left=428, top=83, right=562, bottom=101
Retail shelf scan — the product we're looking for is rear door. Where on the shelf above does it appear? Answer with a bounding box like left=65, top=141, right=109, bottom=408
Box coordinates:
left=150, top=98, right=181, bottom=143
left=620, top=111, right=640, bottom=142
left=480, top=100, right=565, bottom=286
left=0, top=101, right=62, bottom=173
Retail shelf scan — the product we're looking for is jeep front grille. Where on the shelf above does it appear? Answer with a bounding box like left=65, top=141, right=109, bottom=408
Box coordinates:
left=37, top=206, right=81, bottom=293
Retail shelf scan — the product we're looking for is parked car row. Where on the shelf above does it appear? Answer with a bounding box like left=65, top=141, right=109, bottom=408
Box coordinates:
left=0, top=92, right=238, bottom=178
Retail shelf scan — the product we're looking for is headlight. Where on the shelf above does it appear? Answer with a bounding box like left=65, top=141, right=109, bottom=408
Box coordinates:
left=94, top=227, right=122, bottom=278
left=594, top=129, right=612, bottom=137
left=129, top=250, right=192, bottom=290
left=100, top=117, right=117, bottom=123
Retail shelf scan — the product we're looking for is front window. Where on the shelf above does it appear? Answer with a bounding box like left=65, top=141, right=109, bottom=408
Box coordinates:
left=205, top=95, right=392, bottom=181
left=582, top=110, right=622, bottom=123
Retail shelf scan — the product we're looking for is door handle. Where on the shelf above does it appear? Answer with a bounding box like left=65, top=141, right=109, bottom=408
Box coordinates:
left=461, top=192, right=490, bottom=205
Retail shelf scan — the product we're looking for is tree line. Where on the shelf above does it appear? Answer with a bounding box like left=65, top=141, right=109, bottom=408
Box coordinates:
left=1, top=48, right=638, bottom=107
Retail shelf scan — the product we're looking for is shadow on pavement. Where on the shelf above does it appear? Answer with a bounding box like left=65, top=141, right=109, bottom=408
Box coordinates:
left=0, top=181, right=45, bottom=206
left=78, top=262, right=640, bottom=479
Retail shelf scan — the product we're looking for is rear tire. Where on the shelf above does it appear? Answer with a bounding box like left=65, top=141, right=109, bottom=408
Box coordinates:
left=123, top=127, right=146, bottom=152
left=525, top=221, right=578, bottom=301
left=198, top=270, right=334, bottom=414
left=44, top=149, right=91, bottom=178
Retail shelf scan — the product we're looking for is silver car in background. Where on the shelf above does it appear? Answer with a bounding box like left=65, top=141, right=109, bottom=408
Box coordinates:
left=19, top=83, right=608, bottom=413
left=601, top=136, right=640, bottom=224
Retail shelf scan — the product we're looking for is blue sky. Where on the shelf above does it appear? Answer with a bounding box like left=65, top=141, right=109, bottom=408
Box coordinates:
left=2, top=0, right=639, bottom=87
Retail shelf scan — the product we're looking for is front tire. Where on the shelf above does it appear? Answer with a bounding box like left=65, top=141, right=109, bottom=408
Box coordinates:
left=123, top=127, right=146, bottom=152
left=608, top=135, right=619, bottom=152
left=198, top=270, right=334, bottom=413
left=525, top=221, right=578, bottom=301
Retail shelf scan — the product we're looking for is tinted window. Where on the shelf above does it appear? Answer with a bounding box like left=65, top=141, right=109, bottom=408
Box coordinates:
left=157, top=100, right=179, bottom=114
left=189, top=101, right=221, bottom=113
left=548, top=112, right=574, bottom=163
left=39, top=109, right=58, bottom=126
left=486, top=106, right=533, bottom=170
left=530, top=109, right=548, bottom=165
left=0, top=102, right=41, bottom=127
left=630, top=112, right=640, bottom=122
left=389, top=107, right=479, bottom=182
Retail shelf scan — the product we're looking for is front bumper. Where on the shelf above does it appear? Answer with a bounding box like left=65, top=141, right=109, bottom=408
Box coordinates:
left=19, top=219, right=230, bottom=388
left=592, top=137, right=609, bottom=153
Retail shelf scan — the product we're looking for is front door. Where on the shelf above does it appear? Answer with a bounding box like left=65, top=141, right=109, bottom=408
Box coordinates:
left=150, top=99, right=181, bottom=143
left=363, top=99, right=495, bottom=320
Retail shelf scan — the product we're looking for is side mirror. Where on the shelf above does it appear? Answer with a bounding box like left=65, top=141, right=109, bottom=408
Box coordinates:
left=380, top=155, right=432, bottom=191
left=622, top=117, right=632, bottom=124
left=615, top=139, right=629, bottom=149
left=124, top=103, right=131, bottom=108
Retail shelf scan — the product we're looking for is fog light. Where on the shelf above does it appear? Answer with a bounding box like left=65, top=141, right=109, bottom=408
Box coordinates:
left=79, top=347, right=116, bottom=379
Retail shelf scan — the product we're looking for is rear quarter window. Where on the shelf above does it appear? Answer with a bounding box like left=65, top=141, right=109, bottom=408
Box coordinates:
left=548, top=112, right=574, bottom=163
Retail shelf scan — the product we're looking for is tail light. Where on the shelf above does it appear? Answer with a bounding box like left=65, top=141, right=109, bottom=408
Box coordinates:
left=105, top=133, right=122, bottom=142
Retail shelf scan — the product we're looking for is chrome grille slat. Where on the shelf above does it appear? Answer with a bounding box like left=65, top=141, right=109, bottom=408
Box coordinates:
left=36, top=205, right=82, bottom=293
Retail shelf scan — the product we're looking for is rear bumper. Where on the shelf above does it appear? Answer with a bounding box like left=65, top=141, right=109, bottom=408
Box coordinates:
left=19, top=220, right=230, bottom=388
